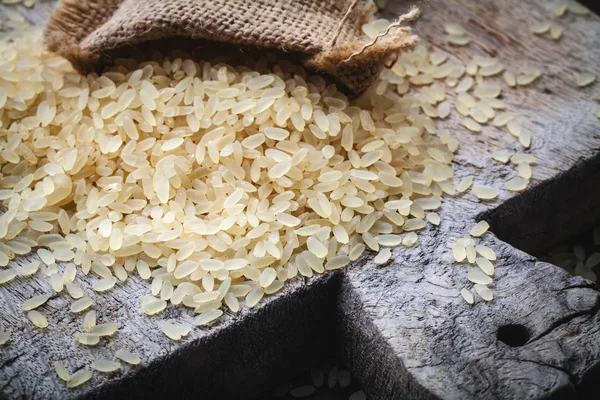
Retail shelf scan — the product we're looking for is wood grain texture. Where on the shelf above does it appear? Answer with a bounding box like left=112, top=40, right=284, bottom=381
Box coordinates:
left=1, top=1, right=600, bottom=399
left=345, top=1, right=600, bottom=398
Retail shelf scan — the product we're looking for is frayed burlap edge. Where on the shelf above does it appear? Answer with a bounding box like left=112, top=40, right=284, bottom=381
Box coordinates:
left=45, top=0, right=122, bottom=72
left=306, top=27, right=418, bottom=93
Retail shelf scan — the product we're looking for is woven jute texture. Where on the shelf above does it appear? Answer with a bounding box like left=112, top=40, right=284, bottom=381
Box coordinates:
left=45, top=0, right=417, bottom=93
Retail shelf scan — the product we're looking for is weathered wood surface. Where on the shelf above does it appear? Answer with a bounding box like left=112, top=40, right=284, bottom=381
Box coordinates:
left=340, top=1, right=600, bottom=398
left=1, top=1, right=600, bottom=400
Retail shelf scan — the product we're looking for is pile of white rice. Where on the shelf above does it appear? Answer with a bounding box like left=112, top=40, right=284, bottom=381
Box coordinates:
left=0, top=21, right=457, bottom=357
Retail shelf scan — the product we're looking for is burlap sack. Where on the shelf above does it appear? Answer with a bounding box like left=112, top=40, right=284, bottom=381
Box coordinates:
left=44, top=0, right=418, bottom=94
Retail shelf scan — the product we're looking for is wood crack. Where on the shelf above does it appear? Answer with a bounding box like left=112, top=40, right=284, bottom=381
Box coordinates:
left=560, top=283, right=600, bottom=293
left=0, top=353, right=23, bottom=369
left=528, top=296, right=600, bottom=344
left=506, top=358, right=578, bottom=395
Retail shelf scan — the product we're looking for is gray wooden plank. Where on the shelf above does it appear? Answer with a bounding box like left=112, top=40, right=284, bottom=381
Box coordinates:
left=342, top=0, right=600, bottom=398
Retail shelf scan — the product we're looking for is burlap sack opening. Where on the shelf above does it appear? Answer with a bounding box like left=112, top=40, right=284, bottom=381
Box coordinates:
left=44, top=0, right=418, bottom=94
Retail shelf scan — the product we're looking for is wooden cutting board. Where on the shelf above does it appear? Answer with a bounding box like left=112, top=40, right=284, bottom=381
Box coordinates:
left=1, top=1, right=600, bottom=399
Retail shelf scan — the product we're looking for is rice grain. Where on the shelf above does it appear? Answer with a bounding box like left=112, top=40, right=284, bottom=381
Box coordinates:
left=472, top=186, right=498, bottom=200
left=70, top=297, right=94, bottom=313
left=74, top=332, right=100, bottom=346
left=53, top=361, right=70, bottom=381
left=115, top=349, right=141, bottom=365
left=67, top=369, right=92, bottom=388
left=460, top=288, right=474, bottom=304
left=91, top=359, right=121, bottom=373
left=576, top=72, right=596, bottom=87
left=22, top=294, right=49, bottom=311
left=0, top=331, right=11, bottom=345
left=467, top=269, right=493, bottom=285
left=470, top=221, right=490, bottom=237
left=27, top=310, right=48, bottom=328
left=474, top=284, right=494, bottom=301
left=374, top=249, right=392, bottom=265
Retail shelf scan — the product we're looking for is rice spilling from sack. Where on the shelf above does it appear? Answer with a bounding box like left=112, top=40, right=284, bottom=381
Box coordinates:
left=0, top=28, right=455, bottom=323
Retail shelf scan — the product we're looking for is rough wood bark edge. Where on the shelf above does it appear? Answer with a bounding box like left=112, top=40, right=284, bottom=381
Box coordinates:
left=0, top=274, right=341, bottom=400
left=482, top=152, right=600, bottom=256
